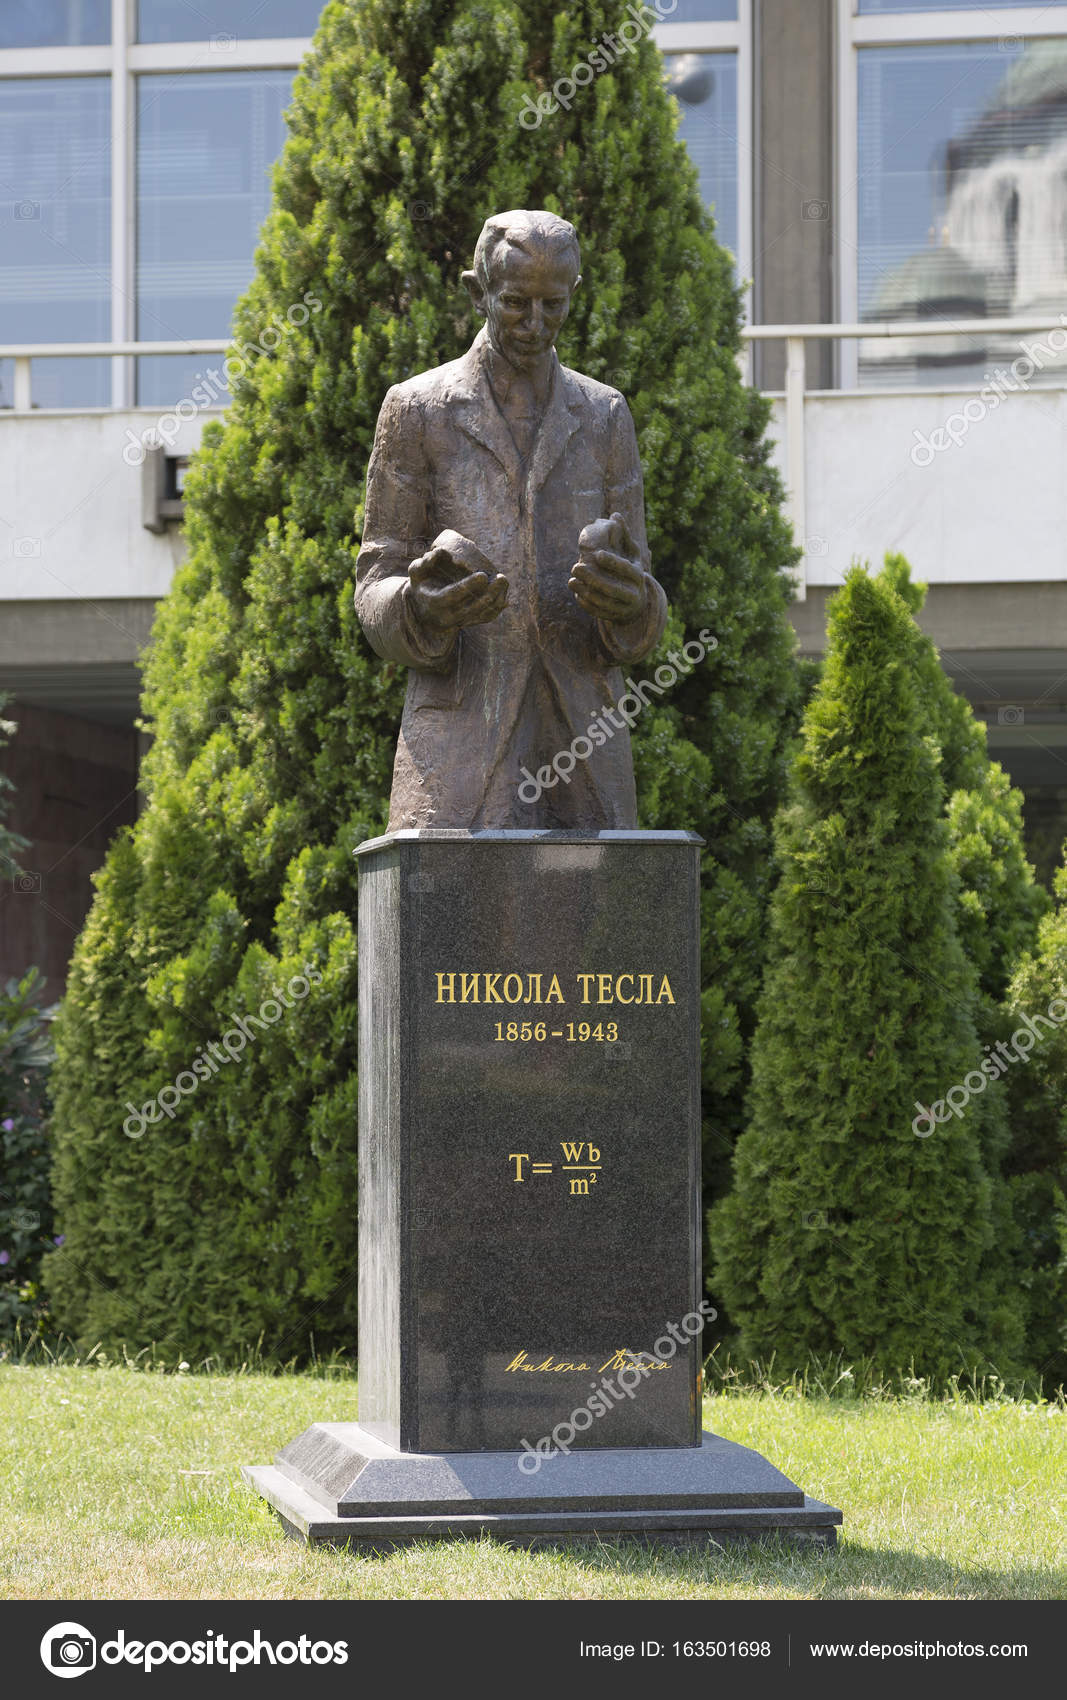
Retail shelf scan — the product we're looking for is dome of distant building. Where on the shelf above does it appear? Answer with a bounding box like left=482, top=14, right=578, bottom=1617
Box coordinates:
left=949, top=39, right=1067, bottom=177
left=868, top=246, right=987, bottom=320
left=987, top=38, right=1067, bottom=121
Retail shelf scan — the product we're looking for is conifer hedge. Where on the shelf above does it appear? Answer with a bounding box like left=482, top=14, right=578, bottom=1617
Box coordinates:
left=710, top=566, right=1029, bottom=1381
left=1001, top=876, right=1067, bottom=1387
left=48, top=0, right=799, bottom=1357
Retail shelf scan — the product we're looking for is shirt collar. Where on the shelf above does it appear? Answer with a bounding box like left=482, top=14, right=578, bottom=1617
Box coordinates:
left=477, top=328, right=556, bottom=409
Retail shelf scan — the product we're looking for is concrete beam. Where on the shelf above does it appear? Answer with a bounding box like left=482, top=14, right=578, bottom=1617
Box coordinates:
left=0, top=598, right=156, bottom=665
left=789, top=582, right=1067, bottom=664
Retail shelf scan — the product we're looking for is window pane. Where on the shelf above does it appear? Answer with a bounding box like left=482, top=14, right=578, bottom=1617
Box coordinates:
left=137, top=0, right=322, bottom=41
left=663, top=1, right=738, bottom=20
left=858, top=39, right=1067, bottom=385
left=0, top=2, right=109, bottom=46
left=0, top=78, right=110, bottom=409
left=860, top=1, right=1065, bottom=11
left=665, top=51, right=738, bottom=258
left=136, top=70, right=295, bottom=405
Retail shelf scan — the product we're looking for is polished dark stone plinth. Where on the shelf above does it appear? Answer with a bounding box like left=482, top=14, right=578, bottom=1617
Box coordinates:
left=246, top=830, right=843, bottom=1549
left=355, top=830, right=703, bottom=1455
left=242, top=1425, right=841, bottom=1552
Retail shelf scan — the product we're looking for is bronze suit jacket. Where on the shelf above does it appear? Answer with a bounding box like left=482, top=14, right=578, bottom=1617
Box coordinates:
left=355, top=327, right=668, bottom=828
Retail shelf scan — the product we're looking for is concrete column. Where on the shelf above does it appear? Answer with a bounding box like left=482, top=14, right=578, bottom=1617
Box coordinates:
left=754, top=0, right=836, bottom=389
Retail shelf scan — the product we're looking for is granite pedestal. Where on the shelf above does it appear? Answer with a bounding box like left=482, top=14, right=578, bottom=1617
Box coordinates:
left=244, top=830, right=842, bottom=1550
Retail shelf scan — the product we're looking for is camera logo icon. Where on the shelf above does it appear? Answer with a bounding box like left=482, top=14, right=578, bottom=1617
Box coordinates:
left=997, top=705, right=1024, bottom=727
left=14, top=537, right=41, bottom=558
left=40, top=1622, right=96, bottom=1678
left=14, top=200, right=40, bottom=220
left=13, top=871, right=42, bottom=894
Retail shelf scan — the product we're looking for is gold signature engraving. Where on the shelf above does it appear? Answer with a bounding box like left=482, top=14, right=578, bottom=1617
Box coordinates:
left=504, top=1350, right=672, bottom=1374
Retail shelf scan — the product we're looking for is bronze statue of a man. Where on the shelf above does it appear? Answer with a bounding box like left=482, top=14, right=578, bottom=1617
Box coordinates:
left=355, top=209, right=667, bottom=829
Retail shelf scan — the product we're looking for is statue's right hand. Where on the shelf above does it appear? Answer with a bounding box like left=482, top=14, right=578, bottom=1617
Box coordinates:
left=407, top=546, right=509, bottom=631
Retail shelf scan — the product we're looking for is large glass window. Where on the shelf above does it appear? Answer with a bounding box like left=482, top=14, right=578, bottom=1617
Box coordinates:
left=0, top=78, right=110, bottom=410
left=0, top=2, right=110, bottom=47
left=664, top=50, right=738, bottom=258
left=136, top=69, right=296, bottom=404
left=137, top=0, right=323, bottom=41
left=858, top=38, right=1067, bottom=384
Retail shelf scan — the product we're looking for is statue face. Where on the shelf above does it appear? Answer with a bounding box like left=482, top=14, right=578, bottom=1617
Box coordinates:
left=479, top=246, right=578, bottom=369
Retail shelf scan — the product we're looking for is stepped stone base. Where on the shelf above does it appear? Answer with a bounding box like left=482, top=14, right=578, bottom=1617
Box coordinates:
left=243, top=1423, right=842, bottom=1552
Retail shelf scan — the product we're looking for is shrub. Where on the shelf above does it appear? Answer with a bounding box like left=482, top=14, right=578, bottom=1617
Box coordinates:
left=710, top=567, right=1024, bottom=1381
left=877, top=555, right=1050, bottom=1378
left=1000, top=866, right=1067, bottom=1388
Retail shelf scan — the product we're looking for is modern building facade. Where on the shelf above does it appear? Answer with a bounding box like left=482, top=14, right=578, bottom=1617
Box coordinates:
left=2, top=0, right=1066, bottom=989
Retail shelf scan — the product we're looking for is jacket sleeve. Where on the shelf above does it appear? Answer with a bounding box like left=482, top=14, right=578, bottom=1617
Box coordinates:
left=354, top=384, right=456, bottom=671
left=596, top=391, right=668, bottom=665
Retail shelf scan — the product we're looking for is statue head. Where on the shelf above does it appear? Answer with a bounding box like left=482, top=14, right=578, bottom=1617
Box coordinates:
left=462, top=210, right=582, bottom=370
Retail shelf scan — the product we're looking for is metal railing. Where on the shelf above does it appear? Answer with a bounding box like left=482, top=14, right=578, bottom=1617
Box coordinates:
left=4, top=318, right=1065, bottom=599
left=741, top=315, right=1067, bottom=599
left=0, top=340, right=230, bottom=413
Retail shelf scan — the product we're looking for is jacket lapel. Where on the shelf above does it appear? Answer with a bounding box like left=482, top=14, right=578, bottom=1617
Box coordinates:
left=526, top=364, right=582, bottom=495
left=451, top=335, right=523, bottom=489
left=450, top=331, right=583, bottom=495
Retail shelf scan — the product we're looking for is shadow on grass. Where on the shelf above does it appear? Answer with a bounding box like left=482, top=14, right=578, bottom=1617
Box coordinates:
left=313, top=1531, right=1065, bottom=1601
left=496, top=1534, right=1066, bottom=1600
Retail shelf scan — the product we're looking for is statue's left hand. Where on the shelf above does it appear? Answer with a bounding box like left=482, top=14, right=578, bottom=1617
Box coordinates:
left=569, top=512, right=649, bottom=623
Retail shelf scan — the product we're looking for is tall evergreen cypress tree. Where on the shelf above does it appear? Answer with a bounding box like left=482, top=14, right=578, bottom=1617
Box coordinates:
left=711, top=567, right=1023, bottom=1381
left=876, top=555, right=1048, bottom=1376
left=48, top=0, right=798, bottom=1357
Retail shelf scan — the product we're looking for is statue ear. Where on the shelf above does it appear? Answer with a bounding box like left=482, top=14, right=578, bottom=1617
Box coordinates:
left=461, top=269, right=486, bottom=315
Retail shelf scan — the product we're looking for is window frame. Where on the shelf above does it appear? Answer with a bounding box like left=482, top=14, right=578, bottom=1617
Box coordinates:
left=836, top=0, right=1067, bottom=385
left=655, top=3, right=753, bottom=312
left=0, top=0, right=312, bottom=405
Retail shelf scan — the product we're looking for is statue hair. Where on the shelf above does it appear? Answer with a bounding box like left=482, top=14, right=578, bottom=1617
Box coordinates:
left=472, top=210, right=581, bottom=287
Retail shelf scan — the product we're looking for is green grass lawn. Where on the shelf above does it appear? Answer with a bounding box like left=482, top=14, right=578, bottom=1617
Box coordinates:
left=1, top=1364, right=1063, bottom=1600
